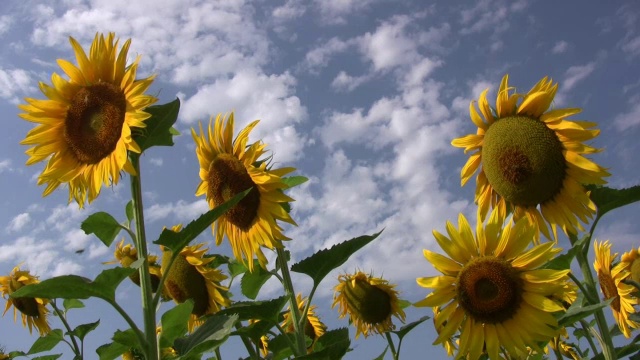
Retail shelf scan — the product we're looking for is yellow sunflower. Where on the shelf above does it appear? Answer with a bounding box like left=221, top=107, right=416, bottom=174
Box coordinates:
left=282, top=294, right=327, bottom=353
left=593, top=240, right=639, bottom=338
left=191, top=113, right=296, bottom=271
left=432, top=306, right=457, bottom=357
left=19, top=32, right=157, bottom=207
left=452, top=75, right=609, bottom=241
left=621, top=245, right=640, bottom=285
left=415, top=209, right=573, bottom=359
left=105, top=239, right=164, bottom=294
left=333, top=271, right=406, bottom=338
left=161, top=242, right=231, bottom=332
left=0, top=266, right=51, bottom=335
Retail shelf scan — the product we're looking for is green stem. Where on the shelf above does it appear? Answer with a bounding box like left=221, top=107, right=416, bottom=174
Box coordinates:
left=234, top=322, right=259, bottom=359
left=579, top=319, right=599, bottom=356
left=276, top=247, right=306, bottom=356
left=215, top=347, right=222, bottom=360
left=385, top=332, right=398, bottom=360
left=153, top=250, right=179, bottom=309
left=129, top=154, right=159, bottom=359
left=107, top=299, right=147, bottom=351
left=275, top=323, right=299, bottom=355
left=50, top=301, right=81, bottom=357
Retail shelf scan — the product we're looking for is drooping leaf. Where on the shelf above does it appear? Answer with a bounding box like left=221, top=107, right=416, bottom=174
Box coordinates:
left=80, top=212, right=124, bottom=247
left=281, top=176, right=309, bottom=189
left=125, top=200, right=134, bottom=225
left=31, top=355, right=62, bottom=360
left=240, top=265, right=273, bottom=300
left=69, top=320, right=100, bottom=342
left=133, top=98, right=180, bottom=152
left=587, top=185, right=640, bottom=218
left=154, top=189, right=250, bottom=252
left=159, top=300, right=194, bottom=348
left=173, top=314, right=238, bottom=357
left=391, top=315, right=430, bottom=341
left=216, top=296, right=288, bottom=322
left=27, top=329, right=64, bottom=355
left=63, top=299, right=85, bottom=311
left=11, top=267, right=136, bottom=302
left=291, top=231, right=382, bottom=286
left=96, top=341, right=129, bottom=360
left=558, top=299, right=613, bottom=327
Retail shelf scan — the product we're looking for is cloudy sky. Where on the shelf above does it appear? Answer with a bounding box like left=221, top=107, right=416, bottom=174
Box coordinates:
left=1, top=0, right=639, bottom=359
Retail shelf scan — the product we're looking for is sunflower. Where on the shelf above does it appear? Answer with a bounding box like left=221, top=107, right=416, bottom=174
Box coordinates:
left=161, top=242, right=231, bottom=332
left=282, top=294, right=327, bottom=352
left=621, top=245, right=640, bottom=285
left=333, top=271, right=405, bottom=338
left=0, top=266, right=51, bottom=335
left=105, top=239, right=164, bottom=294
left=191, top=113, right=296, bottom=271
left=593, top=240, right=639, bottom=338
left=19, top=32, right=157, bottom=207
left=432, top=306, right=457, bottom=357
left=451, top=75, right=609, bottom=241
left=415, top=209, right=573, bottom=359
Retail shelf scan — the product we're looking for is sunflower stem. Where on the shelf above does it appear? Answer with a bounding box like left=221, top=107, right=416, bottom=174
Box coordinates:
left=234, top=322, right=259, bottom=359
left=50, top=300, right=81, bottom=357
left=129, top=154, right=159, bottom=360
left=276, top=247, right=306, bottom=356
left=579, top=319, right=599, bottom=356
left=385, top=332, right=398, bottom=360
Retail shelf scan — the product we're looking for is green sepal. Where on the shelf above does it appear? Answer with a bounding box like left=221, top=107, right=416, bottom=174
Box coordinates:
left=11, top=267, right=136, bottom=302
left=154, top=189, right=250, bottom=252
left=68, top=320, right=100, bottom=342
left=133, top=98, right=180, bottom=152
left=27, top=329, right=64, bottom=355
left=240, top=264, right=272, bottom=300
left=217, top=296, right=288, bottom=322
left=587, top=184, right=640, bottom=218
left=159, top=300, right=194, bottom=348
left=291, top=231, right=382, bottom=287
left=173, top=314, right=238, bottom=357
left=81, top=212, right=124, bottom=247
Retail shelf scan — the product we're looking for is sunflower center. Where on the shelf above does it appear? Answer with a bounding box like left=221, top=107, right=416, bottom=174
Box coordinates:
left=207, top=153, right=260, bottom=231
left=12, top=297, right=42, bottom=317
left=162, top=250, right=210, bottom=316
left=343, top=278, right=392, bottom=324
left=597, top=272, right=621, bottom=312
left=457, top=256, right=523, bottom=324
left=64, top=83, right=127, bottom=164
left=482, top=116, right=566, bottom=207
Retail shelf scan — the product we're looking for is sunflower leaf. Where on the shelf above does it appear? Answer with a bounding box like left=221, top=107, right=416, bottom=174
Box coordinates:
left=240, top=264, right=273, bottom=300
left=587, top=184, right=640, bottom=219
left=31, top=356, right=62, bottom=360
left=297, top=328, right=350, bottom=359
left=68, top=320, right=100, bottom=342
left=96, top=341, right=128, bottom=360
left=154, top=188, right=250, bottom=252
left=281, top=176, right=309, bottom=189
left=125, top=200, right=134, bottom=225
left=173, top=314, right=238, bottom=357
left=159, top=300, right=193, bottom=348
left=27, top=329, right=64, bottom=355
left=63, top=299, right=85, bottom=311
left=134, top=98, right=180, bottom=152
left=81, top=211, right=124, bottom=247
left=231, top=319, right=274, bottom=344
left=391, top=315, right=430, bottom=341
left=558, top=298, right=613, bottom=327
left=216, top=296, right=288, bottom=322
left=112, top=328, right=142, bottom=350
left=291, top=231, right=383, bottom=287
left=540, top=236, right=586, bottom=270
left=373, top=347, right=388, bottom=360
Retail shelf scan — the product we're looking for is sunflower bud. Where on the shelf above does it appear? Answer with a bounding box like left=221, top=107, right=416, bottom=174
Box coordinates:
left=282, top=294, right=326, bottom=352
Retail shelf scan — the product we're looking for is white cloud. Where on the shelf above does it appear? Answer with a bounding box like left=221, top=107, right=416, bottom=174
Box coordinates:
left=403, top=58, right=443, bottom=87
left=563, top=62, right=596, bottom=91
left=622, top=35, right=640, bottom=57
left=359, top=15, right=421, bottom=71
left=459, top=0, right=510, bottom=35
left=552, top=40, right=569, bottom=54
left=272, top=0, right=306, bottom=21
left=303, top=37, right=353, bottom=72
left=0, top=159, right=12, bottom=173
left=149, top=158, right=164, bottom=167
left=0, top=68, right=35, bottom=104
left=330, top=71, right=371, bottom=92
left=6, top=213, right=31, bottom=233
left=614, top=95, right=640, bottom=131
left=314, top=0, right=377, bottom=25
left=62, top=228, right=92, bottom=252
left=0, top=15, right=12, bottom=36
left=145, top=199, right=209, bottom=223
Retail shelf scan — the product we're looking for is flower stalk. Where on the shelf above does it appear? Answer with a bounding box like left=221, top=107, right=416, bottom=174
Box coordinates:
left=276, top=247, right=306, bottom=356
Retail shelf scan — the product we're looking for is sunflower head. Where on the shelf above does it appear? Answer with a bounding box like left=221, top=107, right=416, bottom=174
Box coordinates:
left=451, top=75, right=609, bottom=240
left=416, top=209, right=573, bottom=359
left=593, top=240, right=640, bottom=338
left=105, top=239, right=163, bottom=293
left=161, top=242, right=231, bottom=332
left=621, top=246, right=640, bottom=285
left=333, top=271, right=405, bottom=338
left=19, top=32, right=157, bottom=207
left=282, top=294, right=327, bottom=352
left=0, top=266, right=51, bottom=335
left=191, top=113, right=297, bottom=271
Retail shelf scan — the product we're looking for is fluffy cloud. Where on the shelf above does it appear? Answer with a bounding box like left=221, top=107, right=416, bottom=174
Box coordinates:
left=563, top=62, right=596, bottom=91
left=0, top=68, right=35, bottom=104
left=614, top=95, right=640, bottom=131
left=552, top=40, right=569, bottom=54
left=6, top=213, right=31, bottom=233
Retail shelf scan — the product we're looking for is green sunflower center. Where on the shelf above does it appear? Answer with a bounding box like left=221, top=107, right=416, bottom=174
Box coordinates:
left=162, top=250, right=210, bottom=316
left=482, top=116, right=566, bottom=207
left=457, top=256, right=523, bottom=324
left=207, top=153, right=260, bottom=231
left=343, top=278, right=392, bottom=324
left=597, top=272, right=621, bottom=312
left=64, top=83, right=127, bottom=164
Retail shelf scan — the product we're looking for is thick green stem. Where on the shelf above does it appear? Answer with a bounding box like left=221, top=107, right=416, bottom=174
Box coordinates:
left=234, top=322, right=259, bottom=359
left=579, top=319, right=599, bottom=356
left=129, top=154, right=159, bottom=359
left=385, top=332, right=398, bottom=360
left=276, top=247, right=306, bottom=356
left=51, top=301, right=81, bottom=357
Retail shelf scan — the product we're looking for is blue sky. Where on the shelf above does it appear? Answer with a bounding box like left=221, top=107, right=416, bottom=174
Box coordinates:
left=0, top=0, right=639, bottom=359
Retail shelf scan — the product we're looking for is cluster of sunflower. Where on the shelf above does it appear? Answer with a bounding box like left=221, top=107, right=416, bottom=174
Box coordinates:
left=2, top=30, right=639, bottom=360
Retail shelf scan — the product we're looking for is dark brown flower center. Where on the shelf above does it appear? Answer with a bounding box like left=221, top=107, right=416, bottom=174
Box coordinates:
left=64, top=83, right=127, bottom=164
left=482, top=116, right=566, bottom=207
left=207, top=153, right=260, bottom=230
left=457, top=257, right=523, bottom=324
left=598, top=272, right=621, bottom=312
left=162, top=250, right=210, bottom=316
left=12, top=297, right=41, bottom=317
left=343, top=278, right=392, bottom=324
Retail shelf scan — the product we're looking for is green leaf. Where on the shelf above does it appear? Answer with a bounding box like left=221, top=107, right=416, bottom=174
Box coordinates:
left=558, top=299, right=613, bottom=327
left=231, top=319, right=274, bottom=344
left=12, top=267, right=135, bottom=302
left=297, top=328, right=350, bottom=359
left=216, top=296, right=288, bottom=322
left=391, top=315, right=430, bottom=341
left=69, top=320, right=100, bottom=342
left=28, top=329, right=64, bottom=354
left=112, top=329, right=142, bottom=349
left=173, top=314, right=238, bottom=357
left=587, top=185, right=640, bottom=218
left=159, top=300, right=194, bottom=348
left=63, top=298, right=85, bottom=311
left=240, top=264, right=273, bottom=300
left=268, top=333, right=296, bottom=360
left=32, top=355, right=62, bottom=360
left=592, top=333, right=640, bottom=360
left=373, top=347, right=388, bottom=360
left=81, top=212, right=124, bottom=247
left=96, top=341, right=129, bottom=360
left=125, top=200, right=134, bottom=225
left=291, top=231, right=382, bottom=286
left=154, top=189, right=250, bottom=252
left=132, top=98, right=180, bottom=152
left=281, top=176, right=309, bottom=189
left=540, top=237, right=585, bottom=270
